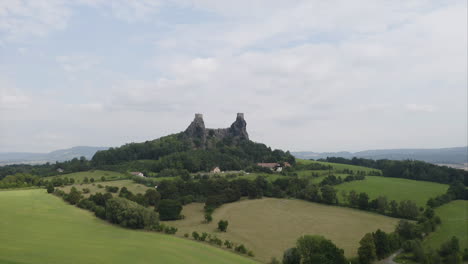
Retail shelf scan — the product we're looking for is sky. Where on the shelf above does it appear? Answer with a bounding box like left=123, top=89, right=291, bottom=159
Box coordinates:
left=0, top=0, right=467, bottom=153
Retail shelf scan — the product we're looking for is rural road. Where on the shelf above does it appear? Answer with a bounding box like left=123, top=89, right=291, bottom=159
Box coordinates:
left=378, top=249, right=403, bottom=264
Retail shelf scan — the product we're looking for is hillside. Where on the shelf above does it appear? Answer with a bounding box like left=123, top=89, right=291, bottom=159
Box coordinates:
left=0, top=146, right=108, bottom=165
left=91, top=114, right=295, bottom=172
left=0, top=189, right=256, bottom=264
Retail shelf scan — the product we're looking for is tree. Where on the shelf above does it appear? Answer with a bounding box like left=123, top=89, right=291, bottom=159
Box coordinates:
left=358, top=233, right=377, bottom=264
left=358, top=192, right=370, bottom=210
left=144, top=189, right=161, bottom=208
left=158, top=199, right=182, bottom=220
left=105, top=197, right=158, bottom=229
left=373, top=229, right=390, bottom=259
left=282, top=247, right=301, bottom=264
left=46, top=184, right=55, bottom=193
left=296, top=235, right=346, bottom=264
left=83, top=177, right=89, bottom=183
left=218, top=220, right=228, bottom=232
left=65, top=187, right=82, bottom=205
left=90, top=178, right=95, bottom=183
left=204, top=212, right=212, bottom=223
left=320, top=185, right=337, bottom=204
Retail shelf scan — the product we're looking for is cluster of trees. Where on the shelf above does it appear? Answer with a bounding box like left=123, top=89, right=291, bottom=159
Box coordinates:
left=357, top=229, right=401, bottom=264
left=0, top=173, right=44, bottom=188
left=319, top=174, right=365, bottom=186
left=51, top=186, right=181, bottom=233
left=281, top=235, right=347, bottom=264
left=341, top=191, right=421, bottom=219
left=0, top=156, right=92, bottom=179
left=319, top=157, right=468, bottom=185
left=91, top=133, right=295, bottom=173
left=401, top=236, right=467, bottom=264
left=190, top=231, right=254, bottom=256
left=427, top=181, right=468, bottom=208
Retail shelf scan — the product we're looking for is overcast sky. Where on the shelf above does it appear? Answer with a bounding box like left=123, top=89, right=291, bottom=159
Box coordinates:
left=0, top=0, right=467, bottom=153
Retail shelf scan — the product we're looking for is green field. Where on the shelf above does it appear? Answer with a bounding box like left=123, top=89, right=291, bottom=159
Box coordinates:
left=335, top=176, right=448, bottom=206
left=165, top=198, right=401, bottom=262
left=424, top=200, right=468, bottom=250
left=0, top=189, right=257, bottom=264
left=44, top=170, right=128, bottom=183
left=296, top=159, right=381, bottom=173
left=57, top=179, right=151, bottom=197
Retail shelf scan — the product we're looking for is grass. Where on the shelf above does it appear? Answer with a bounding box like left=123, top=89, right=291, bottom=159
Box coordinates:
left=335, top=176, right=448, bottom=207
left=0, top=189, right=257, bottom=264
left=57, top=179, right=151, bottom=197
left=296, top=159, right=381, bottom=173
left=44, top=170, right=128, bottom=183
left=424, top=200, right=468, bottom=250
left=164, top=198, right=401, bottom=263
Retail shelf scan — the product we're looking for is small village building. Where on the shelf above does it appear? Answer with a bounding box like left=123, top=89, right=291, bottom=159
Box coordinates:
left=211, top=167, right=221, bottom=173
left=56, top=168, right=64, bottom=173
left=130, top=172, right=145, bottom=177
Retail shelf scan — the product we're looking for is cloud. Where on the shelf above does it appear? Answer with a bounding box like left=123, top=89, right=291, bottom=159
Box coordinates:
left=55, top=55, right=101, bottom=73
left=405, top=104, right=436, bottom=113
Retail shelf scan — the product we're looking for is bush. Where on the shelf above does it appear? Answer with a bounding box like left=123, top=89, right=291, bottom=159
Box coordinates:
left=46, top=184, right=54, bottom=193
left=235, top=244, right=247, bottom=254
left=82, top=188, right=90, bottom=194
left=105, top=186, right=119, bottom=193
left=192, top=231, right=200, bottom=240
left=184, top=233, right=189, bottom=238
left=218, top=220, right=228, bottom=232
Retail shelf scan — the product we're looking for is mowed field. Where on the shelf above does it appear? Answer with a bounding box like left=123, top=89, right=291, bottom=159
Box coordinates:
left=335, top=176, right=448, bottom=206
left=44, top=170, right=128, bottom=183
left=0, top=189, right=257, bottom=264
left=57, top=179, right=152, bottom=197
left=424, top=200, right=468, bottom=250
left=165, top=198, right=400, bottom=263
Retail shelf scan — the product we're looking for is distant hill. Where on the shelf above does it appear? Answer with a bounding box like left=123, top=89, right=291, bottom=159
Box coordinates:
left=0, top=146, right=109, bottom=165
left=293, top=147, right=468, bottom=167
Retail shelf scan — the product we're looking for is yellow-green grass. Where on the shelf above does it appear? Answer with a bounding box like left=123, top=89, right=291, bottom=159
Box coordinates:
left=44, top=170, right=128, bottom=183
left=335, top=176, right=448, bottom=207
left=57, top=179, right=151, bottom=197
left=164, top=198, right=400, bottom=263
left=424, top=200, right=468, bottom=250
left=0, top=189, right=257, bottom=264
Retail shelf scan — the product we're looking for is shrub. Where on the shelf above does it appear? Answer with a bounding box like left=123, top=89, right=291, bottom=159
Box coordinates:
left=235, top=244, right=247, bottom=254
left=105, top=186, right=119, bottom=193
left=218, top=220, right=228, bottom=232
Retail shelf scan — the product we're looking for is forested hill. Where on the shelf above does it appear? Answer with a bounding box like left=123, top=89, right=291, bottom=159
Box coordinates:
left=91, top=114, right=295, bottom=172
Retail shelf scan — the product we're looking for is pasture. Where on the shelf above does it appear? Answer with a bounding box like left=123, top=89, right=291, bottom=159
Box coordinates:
left=424, top=200, right=468, bottom=250
left=164, top=198, right=401, bottom=263
left=0, top=189, right=257, bottom=264
left=44, top=170, right=128, bottom=183
left=334, top=176, right=448, bottom=206
left=57, top=179, right=151, bottom=197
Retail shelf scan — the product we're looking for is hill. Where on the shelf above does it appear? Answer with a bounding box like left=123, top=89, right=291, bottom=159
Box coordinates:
left=0, top=189, right=256, bottom=264
left=91, top=113, right=295, bottom=173
left=293, top=146, right=468, bottom=166
left=0, top=146, right=108, bottom=165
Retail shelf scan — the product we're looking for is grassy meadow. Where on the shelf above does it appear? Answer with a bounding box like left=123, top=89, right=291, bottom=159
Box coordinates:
left=0, top=189, right=257, bottom=264
left=335, top=176, right=448, bottom=207
left=44, top=170, right=128, bottom=183
left=424, top=200, right=468, bottom=250
left=57, top=179, right=152, bottom=197
left=164, top=198, right=401, bottom=262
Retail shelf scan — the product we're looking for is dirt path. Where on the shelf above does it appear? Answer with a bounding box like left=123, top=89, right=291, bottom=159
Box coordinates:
left=378, top=249, right=403, bottom=264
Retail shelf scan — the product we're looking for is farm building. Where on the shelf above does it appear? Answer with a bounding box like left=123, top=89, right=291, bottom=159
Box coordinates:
left=211, top=167, right=221, bottom=173
left=130, top=172, right=145, bottom=177
left=257, top=162, right=291, bottom=172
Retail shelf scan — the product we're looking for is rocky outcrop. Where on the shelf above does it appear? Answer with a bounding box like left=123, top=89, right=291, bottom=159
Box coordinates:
left=184, top=113, right=249, bottom=147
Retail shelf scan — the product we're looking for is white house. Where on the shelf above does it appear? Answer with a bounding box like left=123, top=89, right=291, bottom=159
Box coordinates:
left=130, top=172, right=145, bottom=177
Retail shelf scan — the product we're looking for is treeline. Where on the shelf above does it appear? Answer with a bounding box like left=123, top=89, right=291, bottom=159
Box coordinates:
left=0, top=157, right=92, bottom=180
left=92, top=133, right=295, bottom=172
left=427, top=181, right=468, bottom=208
left=319, top=157, right=468, bottom=185
left=131, top=173, right=423, bottom=221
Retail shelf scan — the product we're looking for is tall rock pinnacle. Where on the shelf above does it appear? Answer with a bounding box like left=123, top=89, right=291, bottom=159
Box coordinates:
left=229, top=113, right=249, bottom=140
